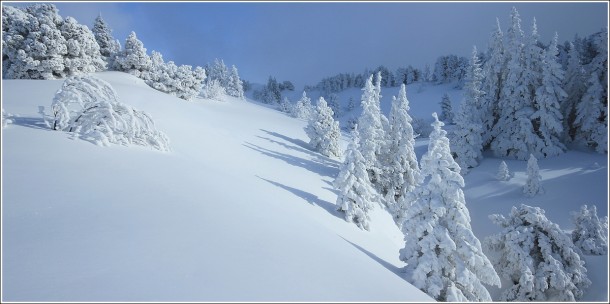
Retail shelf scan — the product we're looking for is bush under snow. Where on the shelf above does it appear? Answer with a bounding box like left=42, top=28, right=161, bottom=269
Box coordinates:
left=572, top=204, right=608, bottom=255
left=45, top=75, right=170, bottom=151
left=485, top=204, right=591, bottom=301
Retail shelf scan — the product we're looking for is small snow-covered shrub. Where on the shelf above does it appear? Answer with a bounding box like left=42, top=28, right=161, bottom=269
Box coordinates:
left=46, top=75, right=170, bottom=151
left=2, top=108, right=13, bottom=128
left=200, top=79, right=226, bottom=101
left=572, top=204, right=608, bottom=255
left=496, top=160, right=511, bottom=181
left=485, top=204, right=591, bottom=301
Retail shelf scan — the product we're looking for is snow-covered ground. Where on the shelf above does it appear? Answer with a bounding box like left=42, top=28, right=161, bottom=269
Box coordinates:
left=2, top=72, right=607, bottom=301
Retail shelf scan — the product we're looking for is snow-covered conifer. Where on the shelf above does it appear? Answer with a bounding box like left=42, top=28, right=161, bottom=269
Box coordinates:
left=523, top=154, right=543, bottom=197
left=562, top=42, right=587, bottom=142
left=485, top=204, right=591, bottom=301
left=575, top=70, right=607, bottom=154
left=481, top=18, right=505, bottom=146
left=532, top=32, right=566, bottom=158
left=334, top=128, right=377, bottom=231
left=383, top=84, right=421, bottom=226
left=438, top=93, right=454, bottom=124
left=496, top=160, right=511, bottom=181
left=279, top=97, right=292, bottom=114
left=61, top=16, right=105, bottom=74
left=451, top=46, right=485, bottom=173
left=92, top=14, right=120, bottom=66
left=46, top=75, right=170, bottom=151
left=400, top=113, right=500, bottom=301
left=305, top=97, right=342, bottom=158
left=572, top=204, right=608, bottom=255
left=491, top=7, right=538, bottom=160
left=327, top=93, right=341, bottom=119
left=113, top=31, right=152, bottom=78
left=226, top=65, right=244, bottom=99
left=358, top=74, right=385, bottom=186
left=294, top=91, right=313, bottom=119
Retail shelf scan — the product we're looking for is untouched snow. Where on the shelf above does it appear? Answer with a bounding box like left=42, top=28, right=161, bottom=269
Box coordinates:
left=2, top=71, right=607, bottom=301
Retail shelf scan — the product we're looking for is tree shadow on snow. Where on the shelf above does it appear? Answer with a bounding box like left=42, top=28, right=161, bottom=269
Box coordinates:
left=9, top=116, right=50, bottom=131
left=257, top=175, right=341, bottom=220
left=338, top=236, right=405, bottom=279
left=244, top=142, right=338, bottom=178
left=259, top=129, right=341, bottom=168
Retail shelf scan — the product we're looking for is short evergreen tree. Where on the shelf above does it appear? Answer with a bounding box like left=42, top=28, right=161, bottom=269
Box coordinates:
left=572, top=204, right=608, bottom=255
left=485, top=204, right=591, bottom=301
left=294, top=91, right=313, bottom=119
left=496, top=160, right=511, bottom=181
left=399, top=113, right=500, bottom=301
left=113, top=31, right=152, bottom=78
left=200, top=78, right=226, bottom=101
left=523, top=153, right=543, bottom=197
left=226, top=65, right=244, bottom=99
left=61, top=16, right=105, bottom=74
left=278, top=97, right=292, bottom=113
left=334, top=128, right=378, bottom=231
left=438, top=93, right=454, bottom=124
left=327, top=93, right=341, bottom=119
left=305, top=97, right=342, bottom=158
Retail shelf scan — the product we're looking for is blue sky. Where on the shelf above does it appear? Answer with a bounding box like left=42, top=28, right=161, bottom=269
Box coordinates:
left=7, top=1, right=608, bottom=87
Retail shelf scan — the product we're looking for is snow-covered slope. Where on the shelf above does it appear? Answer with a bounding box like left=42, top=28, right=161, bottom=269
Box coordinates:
left=2, top=72, right=607, bottom=301
left=1, top=72, right=433, bottom=302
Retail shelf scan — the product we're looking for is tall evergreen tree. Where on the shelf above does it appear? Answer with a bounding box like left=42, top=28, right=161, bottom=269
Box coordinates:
left=226, top=65, right=245, bottom=99
left=399, top=113, right=500, bottom=301
left=439, top=93, right=454, bottom=124
left=382, top=84, right=421, bottom=226
left=532, top=32, right=566, bottom=157
left=491, top=7, right=537, bottom=160
left=358, top=74, right=386, bottom=186
left=113, top=31, right=152, bottom=78
left=92, top=14, right=120, bottom=66
left=562, top=42, right=587, bottom=142
left=451, top=46, right=485, bottom=173
left=481, top=18, right=506, bottom=146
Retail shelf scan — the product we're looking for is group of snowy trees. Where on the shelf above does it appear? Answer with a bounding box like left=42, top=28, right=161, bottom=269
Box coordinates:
left=2, top=4, right=105, bottom=79
left=431, top=54, right=469, bottom=86
left=203, top=58, right=245, bottom=99
left=3, top=4, right=245, bottom=102
left=330, top=70, right=604, bottom=302
left=450, top=7, right=607, bottom=175
left=252, top=76, right=294, bottom=104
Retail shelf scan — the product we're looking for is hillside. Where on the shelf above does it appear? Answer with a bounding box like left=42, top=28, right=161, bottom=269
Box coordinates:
left=2, top=72, right=607, bottom=302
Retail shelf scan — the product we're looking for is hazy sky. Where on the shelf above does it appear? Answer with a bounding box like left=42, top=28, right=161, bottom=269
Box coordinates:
left=7, top=1, right=608, bottom=87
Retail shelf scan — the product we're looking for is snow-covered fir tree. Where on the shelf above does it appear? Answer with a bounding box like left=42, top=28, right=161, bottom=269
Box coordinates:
left=92, top=14, right=120, bottom=67
left=562, top=42, right=587, bottom=142
left=572, top=204, right=608, bottom=255
left=438, top=93, right=454, bottom=124
left=226, top=65, right=244, bottom=99
left=399, top=113, right=500, bottom=301
left=491, top=7, right=538, bottom=160
left=278, top=97, right=292, bottom=114
left=481, top=18, right=505, bottom=146
left=293, top=91, right=313, bottom=119
left=532, top=32, right=566, bottom=157
left=45, top=75, right=170, bottom=151
left=207, top=58, right=230, bottom=88
left=451, top=46, right=485, bottom=174
left=523, top=153, right=543, bottom=197
left=61, top=16, right=105, bottom=75
left=334, top=128, right=378, bottom=231
left=327, top=93, right=341, bottom=119
left=200, top=79, right=226, bottom=101
left=113, top=31, right=152, bottom=78
left=383, top=84, right=421, bottom=227
left=358, top=74, right=386, bottom=187
left=485, top=204, right=591, bottom=301
left=496, top=160, right=511, bottom=181
left=305, top=97, right=342, bottom=158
